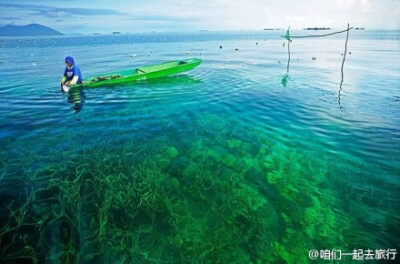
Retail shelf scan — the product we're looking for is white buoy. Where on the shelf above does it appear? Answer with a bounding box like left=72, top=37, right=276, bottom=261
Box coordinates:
left=32, top=62, right=37, bottom=66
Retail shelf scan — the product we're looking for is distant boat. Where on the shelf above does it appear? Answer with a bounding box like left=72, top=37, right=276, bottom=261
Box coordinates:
left=355, top=27, right=365, bottom=30
left=112, top=32, right=121, bottom=34
left=303, top=27, right=331, bottom=30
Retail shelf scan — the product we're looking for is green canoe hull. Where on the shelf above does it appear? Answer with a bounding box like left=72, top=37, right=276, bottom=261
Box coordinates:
left=71, top=58, right=202, bottom=89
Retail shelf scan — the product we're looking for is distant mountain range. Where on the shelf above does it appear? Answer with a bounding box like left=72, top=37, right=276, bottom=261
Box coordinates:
left=0, top=23, right=63, bottom=36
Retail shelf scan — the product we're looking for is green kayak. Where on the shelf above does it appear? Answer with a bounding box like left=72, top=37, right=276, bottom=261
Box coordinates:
left=69, top=58, right=202, bottom=89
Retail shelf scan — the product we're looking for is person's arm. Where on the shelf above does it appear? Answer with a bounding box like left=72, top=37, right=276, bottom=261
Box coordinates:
left=60, top=76, right=67, bottom=84
left=68, top=76, right=79, bottom=85
left=61, top=67, right=67, bottom=84
left=67, top=66, right=82, bottom=85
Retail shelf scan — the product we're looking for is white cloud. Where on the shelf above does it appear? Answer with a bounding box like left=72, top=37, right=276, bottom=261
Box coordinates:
left=264, top=8, right=275, bottom=26
left=333, top=0, right=357, bottom=10
left=395, top=1, right=400, bottom=14
left=361, top=0, right=372, bottom=12
left=1, top=0, right=399, bottom=32
left=46, top=11, right=69, bottom=17
left=113, top=0, right=398, bottom=30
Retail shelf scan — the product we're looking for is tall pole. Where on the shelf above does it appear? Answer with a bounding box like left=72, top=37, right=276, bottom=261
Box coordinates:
left=339, top=23, right=350, bottom=109
left=287, top=39, right=291, bottom=73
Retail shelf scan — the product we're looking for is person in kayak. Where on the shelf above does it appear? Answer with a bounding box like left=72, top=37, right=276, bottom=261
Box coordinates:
left=60, top=56, right=83, bottom=86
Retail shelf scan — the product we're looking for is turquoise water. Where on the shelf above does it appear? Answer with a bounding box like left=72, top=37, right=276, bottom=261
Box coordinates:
left=0, top=30, right=399, bottom=263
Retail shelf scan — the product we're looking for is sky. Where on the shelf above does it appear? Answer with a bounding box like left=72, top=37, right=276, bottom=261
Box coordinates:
left=0, top=0, right=399, bottom=34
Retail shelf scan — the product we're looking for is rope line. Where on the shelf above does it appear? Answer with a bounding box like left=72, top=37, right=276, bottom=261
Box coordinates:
left=282, top=27, right=353, bottom=39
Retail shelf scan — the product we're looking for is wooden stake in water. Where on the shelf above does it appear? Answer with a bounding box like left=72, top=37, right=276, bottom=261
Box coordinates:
left=287, top=38, right=291, bottom=73
left=339, top=23, right=350, bottom=109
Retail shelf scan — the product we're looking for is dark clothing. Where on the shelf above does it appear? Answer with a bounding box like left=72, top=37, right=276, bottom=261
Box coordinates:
left=64, top=65, right=83, bottom=83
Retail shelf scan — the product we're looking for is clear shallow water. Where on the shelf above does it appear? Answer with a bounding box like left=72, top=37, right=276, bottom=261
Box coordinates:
left=0, top=30, right=399, bottom=263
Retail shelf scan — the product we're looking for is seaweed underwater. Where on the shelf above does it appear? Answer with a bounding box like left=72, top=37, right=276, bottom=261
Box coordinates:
left=0, top=109, right=397, bottom=263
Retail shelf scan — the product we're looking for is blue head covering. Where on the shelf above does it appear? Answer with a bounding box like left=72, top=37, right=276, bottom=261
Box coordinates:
left=65, top=56, right=74, bottom=65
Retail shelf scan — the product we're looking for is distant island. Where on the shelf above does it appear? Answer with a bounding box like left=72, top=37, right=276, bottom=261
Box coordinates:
left=303, top=27, right=331, bottom=30
left=0, top=23, right=62, bottom=36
